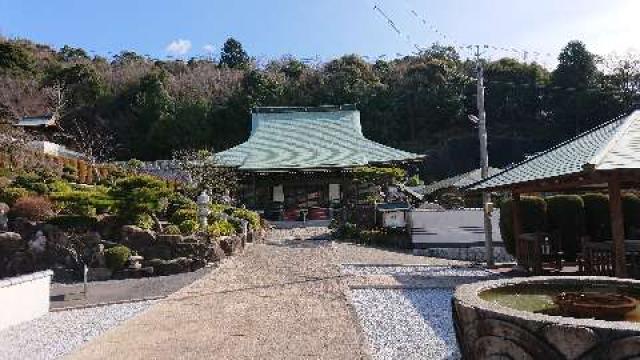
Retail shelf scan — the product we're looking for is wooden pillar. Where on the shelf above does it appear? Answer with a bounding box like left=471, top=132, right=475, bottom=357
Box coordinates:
left=609, top=172, right=627, bottom=278
left=512, top=192, right=523, bottom=266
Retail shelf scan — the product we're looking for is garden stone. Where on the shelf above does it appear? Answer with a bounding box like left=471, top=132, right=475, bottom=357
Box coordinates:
left=0, top=232, right=25, bottom=254
left=157, top=234, right=183, bottom=244
left=5, top=251, right=34, bottom=276
left=0, top=202, right=9, bottom=231
left=40, top=224, right=69, bottom=248
left=121, top=225, right=156, bottom=252
left=89, top=244, right=107, bottom=268
left=146, top=257, right=192, bottom=276
left=9, top=218, right=38, bottom=240
left=87, top=267, right=113, bottom=281
left=29, top=230, right=47, bottom=254
left=141, top=242, right=173, bottom=260
left=219, top=235, right=244, bottom=256
left=113, top=266, right=154, bottom=279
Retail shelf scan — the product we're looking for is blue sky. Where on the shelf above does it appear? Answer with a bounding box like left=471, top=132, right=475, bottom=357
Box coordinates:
left=0, top=0, right=638, bottom=65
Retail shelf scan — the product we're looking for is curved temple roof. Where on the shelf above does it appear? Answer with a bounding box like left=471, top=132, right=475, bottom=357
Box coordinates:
left=216, top=107, right=423, bottom=171
left=469, top=110, right=640, bottom=191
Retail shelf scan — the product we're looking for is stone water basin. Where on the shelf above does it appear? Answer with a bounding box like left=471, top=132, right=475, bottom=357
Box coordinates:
left=452, top=276, right=640, bottom=359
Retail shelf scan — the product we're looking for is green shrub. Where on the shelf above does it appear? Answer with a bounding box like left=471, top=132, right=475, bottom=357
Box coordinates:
left=210, top=203, right=232, bottom=216
left=582, top=193, right=610, bottom=241
left=109, top=175, right=171, bottom=225
left=207, top=219, right=235, bottom=237
left=104, top=245, right=131, bottom=270
left=623, top=194, right=640, bottom=239
left=48, top=179, right=73, bottom=193
left=179, top=219, right=199, bottom=234
left=163, top=224, right=182, bottom=235
left=134, top=213, right=154, bottom=230
left=499, top=196, right=547, bottom=256
left=0, top=187, right=31, bottom=206
left=9, top=196, right=55, bottom=221
left=231, top=208, right=261, bottom=230
left=47, top=215, right=98, bottom=231
left=13, top=173, right=43, bottom=191
left=546, top=195, right=584, bottom=260
left=170, top=208, right=198, bottom=225
left=335, top=222, right=359, bottom=240
left=166, top=192, right=196, bottom=218
left=62, top=165, right=77, bottom=182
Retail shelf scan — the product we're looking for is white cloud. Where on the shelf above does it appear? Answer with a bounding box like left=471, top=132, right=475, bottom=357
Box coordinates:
left=203, top=44, right=216, bottom=53
left=165, top=39, right=192, bottom=56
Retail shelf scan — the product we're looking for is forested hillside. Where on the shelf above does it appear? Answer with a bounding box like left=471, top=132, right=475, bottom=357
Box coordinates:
left=0, top=37, right=638, bottom=180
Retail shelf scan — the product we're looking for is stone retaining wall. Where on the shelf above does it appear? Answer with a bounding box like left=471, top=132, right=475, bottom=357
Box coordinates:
left=0, top=270, right=52, bottom=330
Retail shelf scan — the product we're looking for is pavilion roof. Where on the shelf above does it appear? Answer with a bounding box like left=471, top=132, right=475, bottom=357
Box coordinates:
left=469, top=110, right=640, bottom=192
left=215, top=105, right=423, bottom=171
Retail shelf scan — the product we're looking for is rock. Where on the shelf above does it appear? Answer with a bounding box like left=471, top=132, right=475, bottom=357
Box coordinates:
left=146, top=257, right=193, bottom=276
left=157, top=234, right=183, bottom=244
left=0, top=203, right=9, bottom=231
left=28, top=230, right=47, bottom=254
left=0, top=232, right=25, bottom=254
left=141, top=242, right=173, bottom=260
left=219, top=235, right=244, bottom=256
left=97, top=215, right=123, bottom=240
left=88, top=244, right=107, bottom=268
left=541, top=325, right=598, bottom=359
left=112, top=266, right=154, bottom=279
left=87, top=267, right=113, bottom=281
left=77, top=232, right=101, bottom=248
left=9, top=218, right=38, bottom=240
left=5, top=251, right=34, bottom=276
left=121, top=225, right=156, bottom=252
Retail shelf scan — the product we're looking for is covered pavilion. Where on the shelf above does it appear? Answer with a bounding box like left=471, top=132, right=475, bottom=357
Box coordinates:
left=470, top=110, right=640, bottom=278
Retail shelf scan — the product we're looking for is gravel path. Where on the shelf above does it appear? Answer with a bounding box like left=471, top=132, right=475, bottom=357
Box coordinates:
left=0, top=301, right=154, bottom=360
left=350, top=289, right=459, bottom=360
left=342, top=265, right=492, bottom=277
left=61, top=227, right=471, bottom=359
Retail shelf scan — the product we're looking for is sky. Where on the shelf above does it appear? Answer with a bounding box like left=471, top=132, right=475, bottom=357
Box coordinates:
left=0, top=0, right=638, bottom=65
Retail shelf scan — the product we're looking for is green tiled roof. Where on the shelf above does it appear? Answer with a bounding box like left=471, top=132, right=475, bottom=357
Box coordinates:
left=470, top=110, right=640, bottom=191
left=216, top=107, right=423, bottom=171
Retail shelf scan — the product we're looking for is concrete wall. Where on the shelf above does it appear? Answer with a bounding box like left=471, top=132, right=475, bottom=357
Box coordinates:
left=0, top=270, right=52, bottom=331
left=410, top=208, right=502, bottom=248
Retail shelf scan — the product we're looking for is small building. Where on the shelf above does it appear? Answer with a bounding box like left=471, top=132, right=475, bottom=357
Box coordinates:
left=216, top=105, right=424, bottom=220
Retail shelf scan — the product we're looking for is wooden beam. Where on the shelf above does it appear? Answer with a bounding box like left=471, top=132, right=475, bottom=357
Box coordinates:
left=512, top=192, right=523, bottom=266
left=609, top=172, right=627, bottom=278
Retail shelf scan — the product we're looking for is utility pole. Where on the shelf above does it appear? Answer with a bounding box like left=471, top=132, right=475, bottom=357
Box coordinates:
left=475, top=45, right=494, bottom=267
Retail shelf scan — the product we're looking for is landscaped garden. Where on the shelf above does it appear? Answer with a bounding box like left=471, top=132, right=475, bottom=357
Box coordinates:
left=0, top=160, right=263, bottom=282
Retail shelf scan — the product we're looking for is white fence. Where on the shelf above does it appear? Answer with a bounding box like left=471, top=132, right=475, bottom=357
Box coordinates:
left=409, top=209, right=512, bottom=262
left=0, top=270, right=52, bottom=330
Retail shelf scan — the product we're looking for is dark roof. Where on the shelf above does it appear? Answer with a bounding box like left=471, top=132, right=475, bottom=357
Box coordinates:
left=423, top=167, right=501, bottom=195
left=377, top=202, right=411, bottom=211
left=216, top=107, right=423, bottom=171
left=469, top=110, right=640, bottom=191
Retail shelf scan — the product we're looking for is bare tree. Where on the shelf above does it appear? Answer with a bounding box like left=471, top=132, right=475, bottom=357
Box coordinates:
left=172, top=149, right=238, bottom=201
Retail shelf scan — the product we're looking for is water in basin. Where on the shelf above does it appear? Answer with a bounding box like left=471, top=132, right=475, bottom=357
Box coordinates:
left=479, top=283, right=640, bottom=322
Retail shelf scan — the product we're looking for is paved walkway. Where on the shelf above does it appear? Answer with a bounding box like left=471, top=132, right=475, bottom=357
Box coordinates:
left=68, top=232, right=462, bottom=360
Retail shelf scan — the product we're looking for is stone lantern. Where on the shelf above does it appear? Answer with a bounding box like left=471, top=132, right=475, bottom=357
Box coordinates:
left=197, top=190, right=211, bottom=229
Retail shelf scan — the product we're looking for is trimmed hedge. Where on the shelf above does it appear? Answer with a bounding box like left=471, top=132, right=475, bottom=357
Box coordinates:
left=546, top=195, right=584, bottom=261
left=499, top=196, right=547, bottom=256
left=582, top=193, right=610, bottom=241
left=623, top=194, right=640, bottom=239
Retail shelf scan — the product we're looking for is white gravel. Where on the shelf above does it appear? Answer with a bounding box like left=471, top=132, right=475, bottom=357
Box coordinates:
left=342, top=265, right=492, bottom=277
left=0, top=301, right=155, bottom=360
left=350, top=288, right=460, bottom=360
